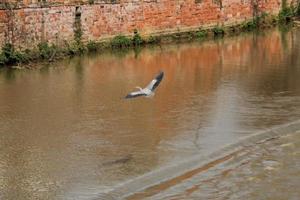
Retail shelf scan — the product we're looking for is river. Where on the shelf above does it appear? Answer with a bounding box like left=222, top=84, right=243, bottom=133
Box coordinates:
left=0, top=27, right=300, bottom=199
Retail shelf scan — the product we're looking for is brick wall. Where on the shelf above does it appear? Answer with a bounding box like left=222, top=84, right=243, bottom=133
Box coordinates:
left=0, top=0, right=288, bottom=49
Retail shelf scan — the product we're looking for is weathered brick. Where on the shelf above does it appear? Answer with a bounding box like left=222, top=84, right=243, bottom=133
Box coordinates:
left=0, top=0, right=294, bottom=49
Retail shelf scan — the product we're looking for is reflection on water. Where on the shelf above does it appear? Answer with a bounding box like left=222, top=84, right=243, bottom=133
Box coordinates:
left=0, top=28, right=300, bottom=199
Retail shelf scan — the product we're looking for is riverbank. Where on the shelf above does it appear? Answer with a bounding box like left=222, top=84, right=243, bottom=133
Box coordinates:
left=97, top=120, right=300, bottom=199
left=0, top=4, right=299, bottom=69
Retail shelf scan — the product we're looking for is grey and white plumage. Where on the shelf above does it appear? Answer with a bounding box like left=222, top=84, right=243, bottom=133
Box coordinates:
left=125, top=71, right=164, bottom=99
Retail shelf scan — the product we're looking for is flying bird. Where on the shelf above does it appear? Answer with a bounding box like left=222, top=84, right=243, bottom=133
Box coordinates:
left=125, top=71, right=164, bottom=99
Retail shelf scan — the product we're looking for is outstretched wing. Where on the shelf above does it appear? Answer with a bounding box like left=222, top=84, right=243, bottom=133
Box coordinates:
left=146, top=71, right=164, bottom=91
left=125, top=91, right=146, bottom=99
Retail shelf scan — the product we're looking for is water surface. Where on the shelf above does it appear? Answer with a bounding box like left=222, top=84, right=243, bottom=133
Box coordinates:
left=0, top=28, right=300, bottom=199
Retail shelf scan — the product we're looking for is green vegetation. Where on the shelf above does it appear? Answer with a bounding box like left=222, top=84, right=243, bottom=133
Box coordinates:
left=196, top=29, right=208, bottom=39
left=0, top=30, right=147, bottom=67
left=186, top=32, right=194, bottom=41
left=241, top=19, right=258, bottom=31
left=66, top=41, right=85, bottom=55
left=88, top=0, right=94, bottom=4
left=72, top=9, right=85, bottom=54
left=0, top=53, right=7, bottom=66
left=0, top=13, right=295, bottom=69
left=146, top=35, right=159, bottom=44
left=132, top=29, right=144, bottom=46
left=111, top=35, right=132, bottom=48
left=111, top=30, right=144, bottom=48
left=0, top=43, right=29, bottom=67
left=278, top=7, right=294, bottom=23
left=212, top=26, right=225, bottom=37
left=38, top=42, right=57, bottom=59
left=278, top=0, right=297, bottom=23
left=296, top=1, right=300, bottom=16
left=86, top=40, right=98, bottom=52
left=240, top=12, right=272, bottom=31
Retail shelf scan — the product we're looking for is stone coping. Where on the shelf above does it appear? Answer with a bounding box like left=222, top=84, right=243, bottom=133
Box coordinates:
left=95, top=119, right=300, bottom=200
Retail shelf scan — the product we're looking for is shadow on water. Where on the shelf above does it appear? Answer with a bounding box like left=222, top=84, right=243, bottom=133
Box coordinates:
left=0, top=68, right=17, bottom=82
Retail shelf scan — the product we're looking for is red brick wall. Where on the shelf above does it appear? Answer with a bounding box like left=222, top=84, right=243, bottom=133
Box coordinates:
left=0, top=0, right=289, bottom=49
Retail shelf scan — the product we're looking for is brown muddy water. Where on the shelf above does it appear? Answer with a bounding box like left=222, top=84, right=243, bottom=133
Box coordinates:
left=0, top=28, right=300, bottom=200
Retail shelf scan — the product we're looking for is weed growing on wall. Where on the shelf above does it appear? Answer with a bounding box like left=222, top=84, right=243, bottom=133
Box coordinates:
left=0, top=43, right=29, bottom=67
left=132, top=29, right=144, bottom=46
left=296, top=0, right=300, bottom=16
left=38, top=42, right=57, bottom=59
left=0, top=52, right=8, bottom=66
left=278, top=7, right=294, bottom=22
left=196, top=29, right=208, bottom=39
left=86, top=40, right=98, bottom=52
left=111, top=35, right=132, bottom=48
left=0, top=8, right=294, bottom=69
left=212, top=26, right=225, bottom=37
left=242, top=21, right=256, bottom=31
left=278, top=0, right=295, bottom=23
left=146, top=35, right=159, bottom=44
left=71, top=6, right=86, bottom=54
left=88, top=0, right=95, bottom=4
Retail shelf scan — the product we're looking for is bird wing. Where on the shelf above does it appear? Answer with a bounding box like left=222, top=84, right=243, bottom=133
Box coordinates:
left=125, top=90, right=146, bottom=99
left=146, top=71, right=164, bottom=91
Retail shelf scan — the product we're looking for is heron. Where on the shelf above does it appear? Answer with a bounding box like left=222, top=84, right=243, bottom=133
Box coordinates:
left=125, top=71, right=164, bottom=99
